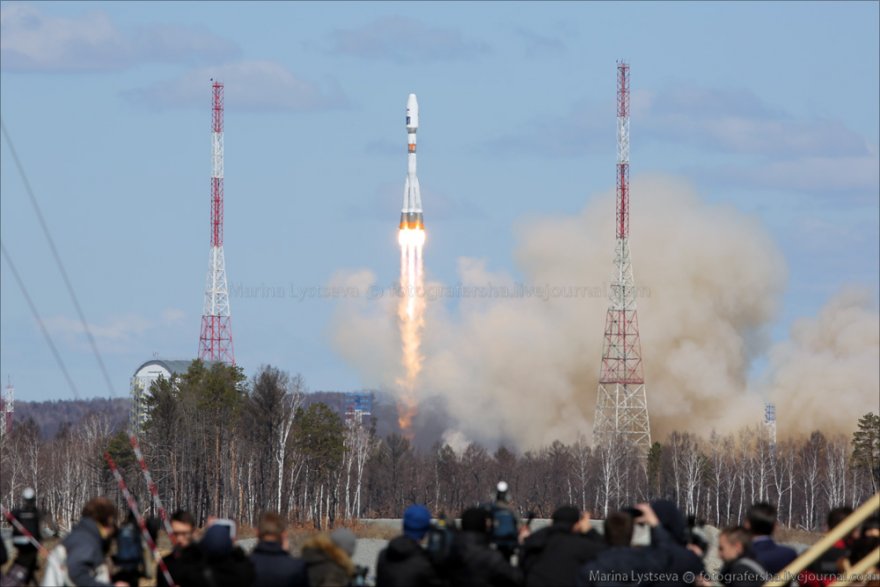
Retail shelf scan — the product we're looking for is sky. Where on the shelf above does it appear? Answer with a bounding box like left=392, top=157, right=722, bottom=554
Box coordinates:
left=1, top=1, right=878, bottom=403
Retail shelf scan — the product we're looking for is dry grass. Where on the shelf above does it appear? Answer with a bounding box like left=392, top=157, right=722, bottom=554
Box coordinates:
left=776, top=526, right=824, bottom=545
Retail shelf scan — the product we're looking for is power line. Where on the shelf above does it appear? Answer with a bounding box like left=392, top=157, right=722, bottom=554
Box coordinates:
left=0, top=240, right=81, bottom=399
left=1, top=119, right=116, bottom=397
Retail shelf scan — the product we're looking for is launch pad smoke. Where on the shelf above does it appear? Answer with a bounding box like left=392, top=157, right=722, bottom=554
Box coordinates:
left=331, top=175, right=879, bottom=449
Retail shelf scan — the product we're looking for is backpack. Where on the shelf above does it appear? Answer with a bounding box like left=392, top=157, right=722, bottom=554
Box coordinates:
left=114, top=523, right=143, bottom=567
left=425, top=518, right=456, bottom=567
left=491, top=506, right=518, bottom=548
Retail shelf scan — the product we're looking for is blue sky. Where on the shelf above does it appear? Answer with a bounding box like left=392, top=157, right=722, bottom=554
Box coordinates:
left=1, top=1, right=878, bottom=402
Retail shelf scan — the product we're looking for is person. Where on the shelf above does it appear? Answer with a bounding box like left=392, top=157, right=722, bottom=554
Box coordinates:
left=576, top=510, right=661, bottom=587
left=717, top=526, right=769, bottom=587
left=199, top=519, right=255, bottom=587
left=11, top=487, right=42, bottom=585
left=445, top=508, right=523, bottom=587
left=250, top=511, right=307, bottom=587
left=744, top=502, right=797, bottom=575
left=645, top=500, right=705, bottom=586
left=490, top=481, right=521, bottom=562
left=302, top=528, right=356, bottom=587
left=376, top=504, right=443, bottom=587
left=841, top=516, right=880, bottom=587
left=157, top=510, right=208, bottom=587
left=112, top=510, right=144, bottom=587
left=59, top=496, right=128, bottom=587
left=446, top=507, right=522, bottom=587
left=520, top=505, right=606, bottom=587
left=800, top=506, right=857, bottom=587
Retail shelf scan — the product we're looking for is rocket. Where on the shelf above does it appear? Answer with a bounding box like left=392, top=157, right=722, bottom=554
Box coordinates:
left=400, top=93, right=424, bottom=230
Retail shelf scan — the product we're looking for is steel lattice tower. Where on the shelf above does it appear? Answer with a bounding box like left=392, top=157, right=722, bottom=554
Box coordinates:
left=198, top=81, right=235, bottom=364
left=0, top=377, right=13, bottom=437
left=593, top=62, right=651, bottom=454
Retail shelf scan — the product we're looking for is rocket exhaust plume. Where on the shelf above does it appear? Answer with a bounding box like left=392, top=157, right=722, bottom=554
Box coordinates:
left=397, top=93, right=425, bottom=435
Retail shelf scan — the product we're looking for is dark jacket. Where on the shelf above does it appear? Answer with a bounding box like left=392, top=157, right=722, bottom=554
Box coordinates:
left=648, top=525, right=705, bottom=586
left=250, top=540, right=307, bottom=587
left=751, top=536, right=797, bottom=575
left=158, top=543, right=209, bottom=587
left=63, top=517, right=112, bottom=587
left=203, top=546, right=255, bottom=587
left=800, top=538, right=848, bottom=587
left=576, top=546, right=662, bottom=587
left=718, top=556, right=769, bottom=587
left=446, top=530, right=522, bottom=587
left=302, top=534, right=353, bottom=587
left=521, top=523, right=606, bottom=587
left=376, top=535, right=443, bottom=587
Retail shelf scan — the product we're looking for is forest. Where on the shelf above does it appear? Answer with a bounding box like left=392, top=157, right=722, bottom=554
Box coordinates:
left=1, top=360, right=877, bottom=533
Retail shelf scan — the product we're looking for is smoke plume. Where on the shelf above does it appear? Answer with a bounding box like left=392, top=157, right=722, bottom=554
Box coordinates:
left=767, top=287, right=880, bottom=436
left=331, top=176, right=878, bottom=449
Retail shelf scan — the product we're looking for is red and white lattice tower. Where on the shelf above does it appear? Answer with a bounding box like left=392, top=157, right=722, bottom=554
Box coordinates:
left=592, top=62, right=651, bottom=454
left=198, top=81, right=234, bottom=364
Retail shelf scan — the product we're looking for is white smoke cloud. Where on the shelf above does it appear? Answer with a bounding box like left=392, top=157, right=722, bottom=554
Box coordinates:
left=767, top=287, right=880, bottom=437
left=331, top=175, right=877, bottom=449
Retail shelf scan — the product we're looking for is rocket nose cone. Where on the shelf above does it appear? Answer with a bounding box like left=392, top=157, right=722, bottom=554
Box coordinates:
left=406, top=93, right=419, bottom=130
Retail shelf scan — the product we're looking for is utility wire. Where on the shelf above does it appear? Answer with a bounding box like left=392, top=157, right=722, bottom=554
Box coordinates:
left=1, top=119, right=116, bottom=397
left=0, top=240, right=81, bottom=399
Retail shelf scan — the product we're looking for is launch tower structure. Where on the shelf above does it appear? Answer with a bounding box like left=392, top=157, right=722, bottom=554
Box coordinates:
left=198, top=81, right=235, bottom=364
left=592, top=62, right=652, bottom=455
left=764, top=402, right=777, bottom=447
left=1, top=378, right=13, bottom=437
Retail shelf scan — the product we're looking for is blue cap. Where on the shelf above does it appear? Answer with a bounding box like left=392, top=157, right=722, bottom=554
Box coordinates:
left=403, top=504, right=431, bottom=540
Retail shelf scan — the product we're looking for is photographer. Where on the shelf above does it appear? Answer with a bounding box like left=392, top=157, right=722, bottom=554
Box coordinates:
left=10, top=487, right=43, bottom=585
left=640, top=501, right=705, bottom=587
left=447, top=507, right=522, bottom=587
left=489, top=482, right=520, bottom=562
left=520, top=505, right=606, bottom=587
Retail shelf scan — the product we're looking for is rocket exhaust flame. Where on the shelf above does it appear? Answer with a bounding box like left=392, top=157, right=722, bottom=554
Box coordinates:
left=397, top=227, right=425, bottom=434
left=396, top=94, right=425, bottom=436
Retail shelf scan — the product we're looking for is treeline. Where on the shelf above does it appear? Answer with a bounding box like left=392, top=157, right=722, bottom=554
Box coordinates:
left=1, top=361, right=877, bottom=534
left=13, top=397, right=129, bottom=439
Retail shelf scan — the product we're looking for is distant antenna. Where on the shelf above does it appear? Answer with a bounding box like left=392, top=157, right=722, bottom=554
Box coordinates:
left=1, top=377, right=14, bottom=436
left=592, top=61, right=651, bottom=455
left=764, top=402, right=777, bottom=446
left=198, top=81, right=235, bottom=364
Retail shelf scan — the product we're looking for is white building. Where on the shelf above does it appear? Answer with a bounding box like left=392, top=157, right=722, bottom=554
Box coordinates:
left=130, top=359, right=193, bottom=434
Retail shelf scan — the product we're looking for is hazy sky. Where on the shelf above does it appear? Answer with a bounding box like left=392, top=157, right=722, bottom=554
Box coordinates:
left=1, top=1, right=878, bottom=402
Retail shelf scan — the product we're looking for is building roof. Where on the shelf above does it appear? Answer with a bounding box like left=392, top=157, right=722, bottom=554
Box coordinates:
left=133, top=359, right=195, bottom=377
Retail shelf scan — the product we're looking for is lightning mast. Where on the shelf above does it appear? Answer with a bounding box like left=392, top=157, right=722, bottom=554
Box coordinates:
left=1, top=378, right=13, bottom=436
left=593, top=62, right=651, bottom=454
left=198, top=81, right=235, bottom=364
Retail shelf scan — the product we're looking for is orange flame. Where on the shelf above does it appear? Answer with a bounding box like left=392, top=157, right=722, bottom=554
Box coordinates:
left=397, top=227, right=426, bottom=437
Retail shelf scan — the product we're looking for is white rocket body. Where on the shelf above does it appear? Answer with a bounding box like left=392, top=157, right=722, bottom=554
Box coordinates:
left=400, top=93, right=423, bottom=230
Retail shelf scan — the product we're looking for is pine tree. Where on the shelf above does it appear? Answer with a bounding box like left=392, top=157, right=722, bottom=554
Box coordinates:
left=852, top=412, right=880, bottom=494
